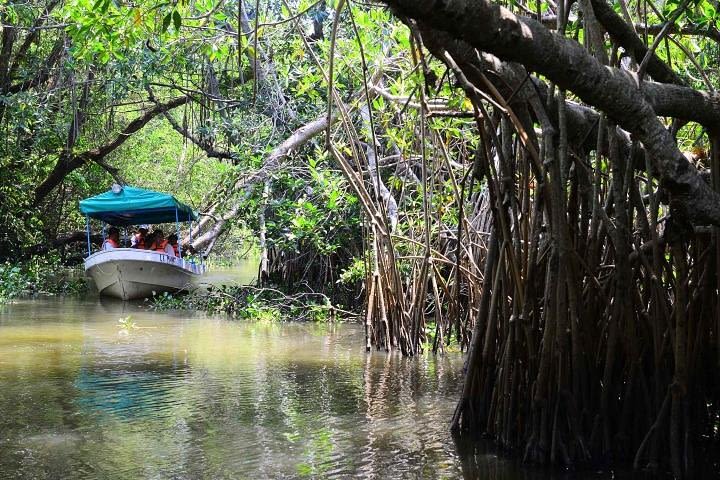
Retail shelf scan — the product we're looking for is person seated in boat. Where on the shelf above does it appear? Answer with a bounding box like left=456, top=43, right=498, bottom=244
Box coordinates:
left=102, top=227, right=120, bottom=250
left=143, top=232, right=156, bottom=250
left=167, top=233, right=180, bottom=258
left=150, top=229, right=175, bottom=257
left=131, top=225, right=149, bottom=249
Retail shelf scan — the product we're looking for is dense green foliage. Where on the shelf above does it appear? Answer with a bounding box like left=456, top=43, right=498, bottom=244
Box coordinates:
left=0, top=256, right=86, bottom=301
left=0, top=0, right=466, bottom=303
left=2, top=0, right=718, bottom=255
left=149, top=284, right=343, bottom=322
left=3, top=0, right=720, bottom=473
left=0, top=0, right=399, bottom=267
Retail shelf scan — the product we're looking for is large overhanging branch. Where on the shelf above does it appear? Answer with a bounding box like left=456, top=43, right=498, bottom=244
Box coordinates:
left=588, top=0, right=684, bottom=86
left=33, top=95, right=190, bottom=205
left=422, top=29, right=719, bottom=178
left=540, top=14, right=720, bottom=43
left=378, top=0, right=720, bottom=226
left=188, top=108, right=346, bottom=251
left=147, top=87, right=237, bottom=161
left=189, top=61, right=393, bottom=251
left=425, top=28, right=720, bottom=134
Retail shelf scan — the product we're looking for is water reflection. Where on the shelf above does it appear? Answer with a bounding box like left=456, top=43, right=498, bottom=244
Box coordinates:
left=0, top=298, right=465, bottom=479
left=200, top=258, right=260, bottom=287
left=0, top=298, right=643, bottom=479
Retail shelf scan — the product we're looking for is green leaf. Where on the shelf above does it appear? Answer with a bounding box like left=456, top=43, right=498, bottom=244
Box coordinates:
left=173, top=10, right=181, bottom=31
left=162, top=12, right=172, bottom=32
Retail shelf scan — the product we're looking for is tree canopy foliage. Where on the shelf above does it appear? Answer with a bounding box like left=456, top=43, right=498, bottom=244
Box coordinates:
left=2, top=0, right=720, bottom=475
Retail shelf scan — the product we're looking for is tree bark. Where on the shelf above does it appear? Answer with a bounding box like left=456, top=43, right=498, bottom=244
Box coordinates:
left=589, top=0, right=684, bottom=86
left=188, top=109, right=341, bottom=252
left=377, top=0, right=720, bottom=226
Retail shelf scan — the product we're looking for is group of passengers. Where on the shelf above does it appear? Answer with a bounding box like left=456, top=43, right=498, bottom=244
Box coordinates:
left=102, top=225, right=181, bottom=257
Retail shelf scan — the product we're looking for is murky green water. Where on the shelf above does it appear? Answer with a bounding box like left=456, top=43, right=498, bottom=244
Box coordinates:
left=200, top=261, right=259, bottom=287
left=0, top=297, right=469, bottom=479
left=0, top=295, right=655, bottom=479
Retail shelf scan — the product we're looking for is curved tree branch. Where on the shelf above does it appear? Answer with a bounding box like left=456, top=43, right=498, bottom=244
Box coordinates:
left=379, top=0, right=720, bottom=226
left=589, top=0, right=684, bottom=86
left=33, top=95, right=190, bottom=205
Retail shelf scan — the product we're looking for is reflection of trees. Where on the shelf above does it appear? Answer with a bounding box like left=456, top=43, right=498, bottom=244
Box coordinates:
left=0, top=310, right=494, bottom=479
left=178, top=342, right=369, bottom=477
left=454, top=436, right=587, bottom=480
left=74, top=362, right=189, bottom=419
left=0, top=323, right=85, bottom=476
left=360, top=350, right=465, bottom=478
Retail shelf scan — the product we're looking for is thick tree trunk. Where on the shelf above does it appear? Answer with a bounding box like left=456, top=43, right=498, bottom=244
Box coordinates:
left=379, top=0, right=720, bottom=226
left=367, top=0, right=720, bottom=476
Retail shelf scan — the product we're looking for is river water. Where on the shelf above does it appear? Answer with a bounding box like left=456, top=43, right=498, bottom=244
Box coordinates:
left=0, top=295, right=653, bottom=479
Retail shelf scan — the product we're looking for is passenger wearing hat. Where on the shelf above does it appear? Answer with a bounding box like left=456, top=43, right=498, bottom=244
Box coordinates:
left=131, top=225, right=149, bottom=249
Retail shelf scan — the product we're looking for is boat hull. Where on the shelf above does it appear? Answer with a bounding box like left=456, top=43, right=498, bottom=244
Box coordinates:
left=85, top=249, right=204, bottom=300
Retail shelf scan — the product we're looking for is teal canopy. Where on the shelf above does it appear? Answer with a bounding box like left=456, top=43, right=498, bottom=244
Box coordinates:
left=79, top=186, right=198, bottom=226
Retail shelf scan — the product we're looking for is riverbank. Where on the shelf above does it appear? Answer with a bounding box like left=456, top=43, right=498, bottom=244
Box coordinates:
left=0, top=257, right=351, bottom=324
left=0, top=258, right=87, bottom=302
left=149, top=283, right=359, bottom=323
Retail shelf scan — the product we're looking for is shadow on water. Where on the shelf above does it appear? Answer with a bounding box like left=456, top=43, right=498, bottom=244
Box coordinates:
left=452, top=435, right=680, bottom=480
left=0, top=297, right=686, bottom=479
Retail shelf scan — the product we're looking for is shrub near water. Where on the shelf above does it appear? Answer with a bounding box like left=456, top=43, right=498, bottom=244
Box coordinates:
left=149, top=285, right=343, bottom=323
left=149, top=287, right=282, bottom=319
left=0, top=257, right=87, bottom=302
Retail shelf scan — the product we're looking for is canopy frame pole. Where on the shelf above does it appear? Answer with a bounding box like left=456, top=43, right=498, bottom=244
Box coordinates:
left=85, top=215, right=91, bottom=257
left=198, top=219, right=204, bottom=270
left=175, top=206, right=182, bottom=258
left=188, top=221, right=195, bottom=272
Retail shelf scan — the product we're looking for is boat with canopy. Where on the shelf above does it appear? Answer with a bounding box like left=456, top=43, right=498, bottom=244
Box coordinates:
left=80, top=185, right=206, bottom=300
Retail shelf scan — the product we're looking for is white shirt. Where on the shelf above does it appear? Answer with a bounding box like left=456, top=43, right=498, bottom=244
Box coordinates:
left=163, top=243, right=175, bottom=257
left=131, top=233, right=144, bottom=248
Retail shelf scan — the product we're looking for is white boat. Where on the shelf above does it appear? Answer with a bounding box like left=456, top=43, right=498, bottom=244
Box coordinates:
left=85, top=248, right=205, bottom=300
left=80, top=185, right=207, bottom=301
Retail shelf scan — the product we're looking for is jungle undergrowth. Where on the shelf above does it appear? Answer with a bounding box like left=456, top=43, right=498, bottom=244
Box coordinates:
left=147, top=284, right=359, bottom=322
left=0, top=256, right=87, bottom=303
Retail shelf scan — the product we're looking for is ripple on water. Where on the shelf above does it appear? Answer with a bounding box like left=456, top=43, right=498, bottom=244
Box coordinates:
left=0, top=298, right=647, bottom=479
